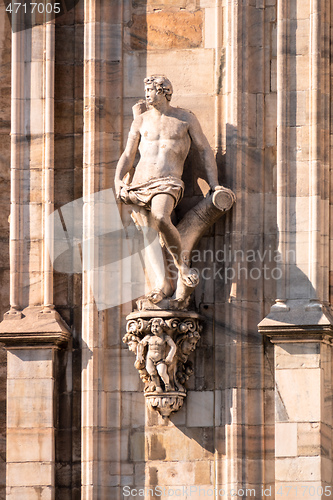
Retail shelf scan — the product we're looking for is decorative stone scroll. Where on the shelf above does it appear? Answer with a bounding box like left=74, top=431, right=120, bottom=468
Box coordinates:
left=123, top=310, right=202, bottom=417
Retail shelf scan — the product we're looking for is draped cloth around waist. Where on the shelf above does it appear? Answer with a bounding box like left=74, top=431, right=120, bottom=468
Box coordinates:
left=120, top=176, right=184, bottom=210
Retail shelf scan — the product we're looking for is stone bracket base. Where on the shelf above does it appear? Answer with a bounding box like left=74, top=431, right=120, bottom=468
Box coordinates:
left=145, top=391, right=186, bottom=417
left=123, top=309, right=203, bottom=417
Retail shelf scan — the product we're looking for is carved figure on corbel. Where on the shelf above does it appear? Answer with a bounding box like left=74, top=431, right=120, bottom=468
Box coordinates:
left=123, top=312, right=203, bottom=417
left=138, top=318, right=176, bottom=393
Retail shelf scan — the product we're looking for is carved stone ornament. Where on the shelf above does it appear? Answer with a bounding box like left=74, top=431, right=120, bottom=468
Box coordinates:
left=117, top=75, right=235, bottom=416
left=123, top=311, right=202, bottom=417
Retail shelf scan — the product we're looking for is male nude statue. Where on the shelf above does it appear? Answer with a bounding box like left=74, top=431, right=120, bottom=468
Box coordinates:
left=138, top=318, right=176, bottom=393
left=115, top=75, right=223, bottom=303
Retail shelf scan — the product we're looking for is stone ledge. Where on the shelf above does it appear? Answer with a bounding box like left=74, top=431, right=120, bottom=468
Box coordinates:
left=127, top=309, right=203, bottom=321
left=0, top=307, right=71, bottom=349
left=258, top=301, right=333, bottom=343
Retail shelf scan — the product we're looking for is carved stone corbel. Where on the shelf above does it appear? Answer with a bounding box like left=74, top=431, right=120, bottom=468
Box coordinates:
left=123, top=311, right=202, bottom=417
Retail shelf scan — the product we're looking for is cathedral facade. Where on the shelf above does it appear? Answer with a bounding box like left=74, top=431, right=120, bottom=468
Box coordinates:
left=0, top=0, right=332, bottom=498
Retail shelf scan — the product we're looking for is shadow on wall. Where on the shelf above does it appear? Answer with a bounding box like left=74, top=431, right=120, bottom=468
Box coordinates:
left=131, top=263, right=319, bottom=496
left=123, top=50, right=320, bottom=484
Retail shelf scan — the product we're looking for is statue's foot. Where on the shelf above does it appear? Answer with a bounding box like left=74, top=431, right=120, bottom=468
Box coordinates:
left=146, top=288, right=166, bottom=304
left=155, top=386, right=163, bottom=393
left=179, top=266, right=199, bottom=288
left=169, top=297, right=186, bottom=310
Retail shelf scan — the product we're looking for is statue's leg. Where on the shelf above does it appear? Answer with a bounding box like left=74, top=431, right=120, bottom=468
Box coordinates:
left=156, top=363, right=170, bottom=391
left=145, top=357, right=157, bottom=377
left=150, top=194, right=199, bottom=287
left=146, top=357, right=162, bottom=392
left=132, top=207, right=172, bottom=301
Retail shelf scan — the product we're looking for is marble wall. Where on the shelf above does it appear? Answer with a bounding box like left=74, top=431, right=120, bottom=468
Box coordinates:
left=83, top=0, right=277, bottom=497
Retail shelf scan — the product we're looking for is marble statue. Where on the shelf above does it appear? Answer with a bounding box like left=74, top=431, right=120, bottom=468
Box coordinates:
left=119, top=75, right=235, bottom=416
left=115, top=75, right=235, bottom=309
left=138, top=318, right=176, bottom=393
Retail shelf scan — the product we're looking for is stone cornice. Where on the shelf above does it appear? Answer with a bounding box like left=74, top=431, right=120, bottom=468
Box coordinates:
left=258, top=301, right=333, bottom=343
left=0, top=307, right=71, bottom=349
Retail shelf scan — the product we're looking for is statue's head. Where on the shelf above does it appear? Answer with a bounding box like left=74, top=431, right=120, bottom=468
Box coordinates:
left=150, top=317, right=167, bottom=335
left=144, top=75, right=173, bottom=102
left=181, top=331, right=200, bottom=354
left=123, top=333, right=139, bottom=353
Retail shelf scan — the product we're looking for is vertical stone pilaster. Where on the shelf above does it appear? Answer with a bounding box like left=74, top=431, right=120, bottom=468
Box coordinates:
left=82, top=1, right=124, bottom=498
left=43, top=17, right=55, bottom=312
left=8, top=11, right=24, bottom=316
left=218, top=0, right=268, bottom=494
left=259, top=0, right=333, bottom=493
left=268, top=0, right=331, bottom=312
left=0, top=5, right=71, bottom=500
left=6, top=0, right=60, bottom=317
left=6, top=348, right=56, bottom=500
left=263, top=334, right=333, bottom=494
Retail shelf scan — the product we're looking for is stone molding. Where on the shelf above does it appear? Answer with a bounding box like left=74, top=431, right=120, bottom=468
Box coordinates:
left=0, top=307, right=71, bottom=349
left=259, top=302, right=333, bottom=349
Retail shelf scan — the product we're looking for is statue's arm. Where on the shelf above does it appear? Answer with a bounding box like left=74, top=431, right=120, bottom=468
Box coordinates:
left=187, top=112, right=220, bottom=189
left=137, top=335, right=149, bottom=363
left=114, top=118, right=141, bottom=198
